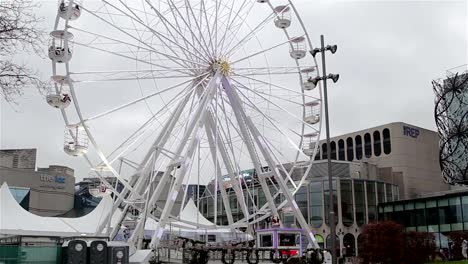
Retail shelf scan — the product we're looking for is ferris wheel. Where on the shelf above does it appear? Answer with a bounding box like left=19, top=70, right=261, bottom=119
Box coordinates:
left=49, top=0, right=323, bottom=250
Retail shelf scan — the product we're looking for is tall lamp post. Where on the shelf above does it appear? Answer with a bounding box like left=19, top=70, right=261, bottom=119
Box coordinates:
left=309, top=35, right=339, bottom=264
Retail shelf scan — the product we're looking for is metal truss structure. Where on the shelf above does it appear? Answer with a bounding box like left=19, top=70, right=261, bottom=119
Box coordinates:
left=433, top=67, right=468, bottom=185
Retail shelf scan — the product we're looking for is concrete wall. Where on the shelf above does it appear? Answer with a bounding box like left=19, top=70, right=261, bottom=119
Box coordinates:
left=317, top=122, right=449, bottom=199
left=0, top=167, right=75, bottom=216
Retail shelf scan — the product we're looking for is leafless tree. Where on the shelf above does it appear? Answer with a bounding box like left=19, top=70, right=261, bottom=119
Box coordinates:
left=0, top=0, right=48, bottom=103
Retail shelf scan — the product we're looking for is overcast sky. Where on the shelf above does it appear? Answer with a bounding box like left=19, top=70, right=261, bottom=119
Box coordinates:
left=1, top=0, right=467, bottom=182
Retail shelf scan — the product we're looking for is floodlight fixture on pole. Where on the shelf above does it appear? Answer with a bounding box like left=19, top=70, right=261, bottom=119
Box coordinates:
left=312, top=35, right=339, bottom=264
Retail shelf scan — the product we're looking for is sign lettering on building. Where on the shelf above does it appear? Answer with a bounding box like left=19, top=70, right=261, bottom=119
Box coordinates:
left=403, top=126, right=420, bottom=138
left=40, top=175, right=66, bottom=184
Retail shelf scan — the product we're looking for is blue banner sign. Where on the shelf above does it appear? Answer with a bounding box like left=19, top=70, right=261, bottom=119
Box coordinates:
left=403, top=126, right=420, bottom=138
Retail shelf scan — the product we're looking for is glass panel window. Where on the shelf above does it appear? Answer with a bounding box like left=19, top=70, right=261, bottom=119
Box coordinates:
left=324, top=180, right=338, bottom=225
left=346, top=137, right=354, bottom=161
left=364, top=133, right=372, bottom=158
left=377, top=183, right=385, bottom=203
left=354, top=181, right=366, bottom=226
left=340, top=180, right=354, bottom=227
left=295, top=186, right=308, bottom=224
left=310, top=181, right=323, bottom=227
left=366, top=182, right=377, bottom=222
left=330, top=141, right=337, bottom=160
left=322, top=143, right=328, bottom=160
left=386, top=184, right=393, bottom=202
left=373, top=131, right=382, bottom=157
left=355, top=135, right=363, bottom=160
left=338, top=139, right=345, bottom=161
left=383, top=128, right=391, bottom=155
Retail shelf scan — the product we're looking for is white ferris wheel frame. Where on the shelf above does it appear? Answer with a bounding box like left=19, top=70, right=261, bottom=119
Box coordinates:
left=50, top=0, right=324, bottom=250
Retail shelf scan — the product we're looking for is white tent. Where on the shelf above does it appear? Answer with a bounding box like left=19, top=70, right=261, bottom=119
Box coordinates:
left=0, top=182, right=113, bottom=237
left=1, top=182, right=250, bottom=243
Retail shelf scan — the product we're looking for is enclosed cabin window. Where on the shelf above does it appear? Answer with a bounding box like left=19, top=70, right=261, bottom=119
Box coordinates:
left=338, top=139, right=345, bottom=161
left=346, top=137, right=354, bottom=161
left=373, top=131, right=382, bottom=157
left=260, top=234, right=273, bottom=247
left=355, top=135, right=363, bottom=160
left=279, top=233, right=298, bottom=247
left=383, top=128, right=392, bottom=154
left=364, top=133, right=372, bottom=158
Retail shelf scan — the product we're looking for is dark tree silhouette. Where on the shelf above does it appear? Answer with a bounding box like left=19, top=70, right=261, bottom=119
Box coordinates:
left=359, top=221, right=435, bottom=264
left=0, top=0, right=47, bottom=103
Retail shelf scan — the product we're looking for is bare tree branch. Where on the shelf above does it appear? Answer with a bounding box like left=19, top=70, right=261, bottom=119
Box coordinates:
left=0, top=0, right=48, bottom=103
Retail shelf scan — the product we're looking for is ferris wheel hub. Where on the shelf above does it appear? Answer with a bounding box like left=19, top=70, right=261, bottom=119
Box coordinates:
left=210, top=58, right=232, bottom=76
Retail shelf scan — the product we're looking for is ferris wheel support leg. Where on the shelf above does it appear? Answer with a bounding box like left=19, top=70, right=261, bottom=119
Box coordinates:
left=224, top=77, right=319, bottom=248
left=100, top=92, right=194, bottom=238
left=148, top=83, right=220, bottom=249
left=203, top=118, right=235, bottom=225
left=222, top=77, right=280, bottom=223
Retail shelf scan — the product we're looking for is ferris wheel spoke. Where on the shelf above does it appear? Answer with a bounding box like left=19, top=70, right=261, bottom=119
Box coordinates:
left=71, top=41, right=192, bottom=75
left=93, top=85, right=199, bottom=166
left=219, top=0, right=254, bottom=54
left=100, top=1, right=210, bottom=65
left=231, top=78, right=320, bottom=133
left=231, top=36, right=304, bottom=65
left=223, top=11, right=276, bottom=58
left=144, top=0, right=212, bottom=61
left=184, top=0, right=215, bottom=59
left=233, top=73, right=320, bottom=101
left=69, top=25, right=207, bottom=69
left=235, top=85, right=308, bottom=162
left=164, top=1, right=205, bottom=64
left=235, top=84, right=303, bottom=107
left=82, top=73, right=209, bottom=123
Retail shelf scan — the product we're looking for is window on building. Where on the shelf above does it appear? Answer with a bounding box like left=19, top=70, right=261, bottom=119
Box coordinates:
left=385, top=184, right=393, bottom=202
left=338, top=139, right=345, bottom=161
left=364, top=133, right=372, bottom=158
left=415, top=202, right=427, bottom=232
left=324, top=180, right=338, bottom=225
left=326, top=235, right=340, bottom=257
left=295, top=186, right=308, bottom=225
left=383, top=128, right=391, bottom=154
left=330, top=141, right=337, bottom=160
left=377, top=183, right=385, bottom=203
left=449, top=197, right=463, bottom=231
left=310, top=181, right=323, bottom=228
left=343, top=234, right=356, bottom=257
left=315, top=234, right=324, bottom=249
left=354, top=181, right=366, bottom=226
left=322, top=143, right=328, bottom=160
left=314, top=148, right=321, bottom=161
left=341, top=180, right=354, bottom=227
left=373, top=131, right=382, bottom=157
left=426, top=200, right=439, bottom=232
left=355, top=135, right=363, bottom=160
left=346, top=137, right=354, bottom=161
left=366, top=182, right=377, bottom=222
left=462, top=196, right=468, bottom=230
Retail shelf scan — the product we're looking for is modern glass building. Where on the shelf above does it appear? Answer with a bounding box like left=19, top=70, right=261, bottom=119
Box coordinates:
left=379, top=190, right=468, bottom=249
left=197, top=160, right=399, bottom=258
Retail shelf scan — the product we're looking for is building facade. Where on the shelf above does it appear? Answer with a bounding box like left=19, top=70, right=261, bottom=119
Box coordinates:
left=197, top=122, right=449, bottom=257
left=313, top=122, right=449, bottom=199
left=379, top=189, right=468, bottom=249
left=0, top=149, right=75, bottom=216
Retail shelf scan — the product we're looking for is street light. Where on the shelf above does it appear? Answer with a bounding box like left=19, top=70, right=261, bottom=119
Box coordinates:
left=311, top=35, right=339, bottom=264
